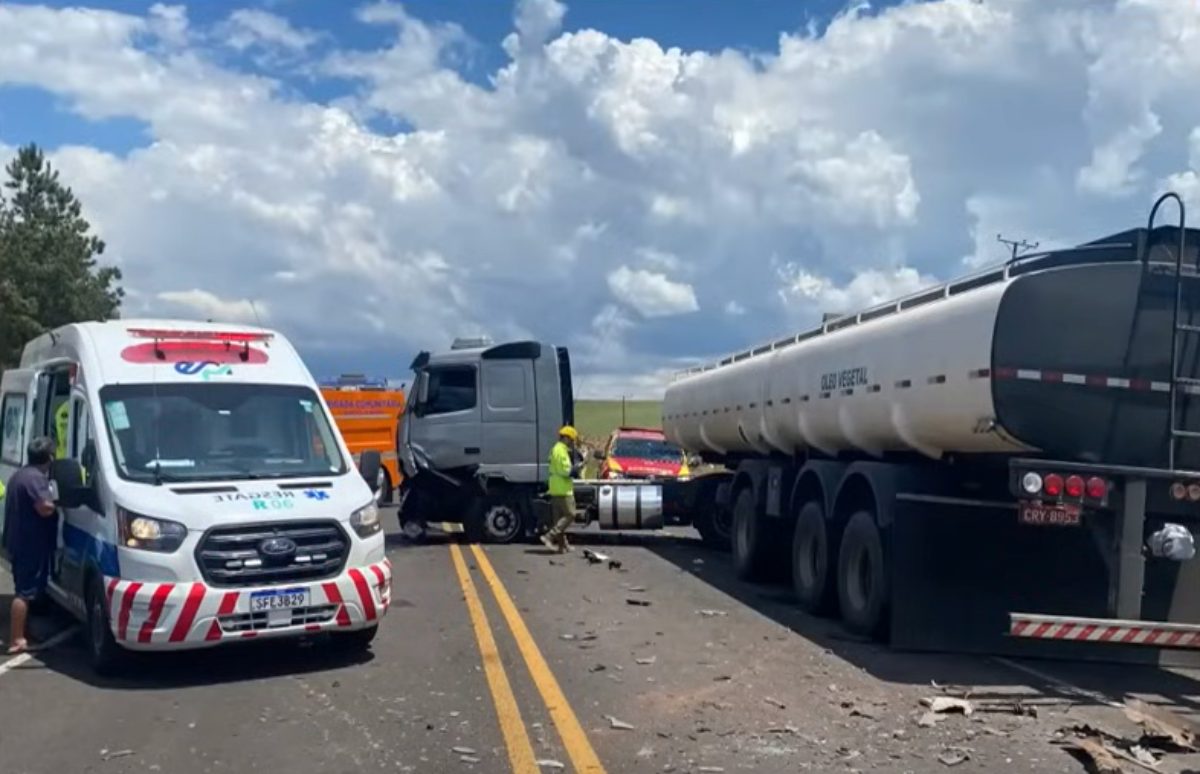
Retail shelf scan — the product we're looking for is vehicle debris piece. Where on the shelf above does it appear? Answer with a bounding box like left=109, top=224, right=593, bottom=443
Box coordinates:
left=763, top=697, right=786, bottom=710
left=917, top=712, right=945, bottom=728
left=627, top=598, right=651, bottom=607
left=537, top=760, right=566, bottom=770
left=606, top=715, right=635, bottom=730
left=608, top=560, right=623, bottom=570
left=582, top=549, right=610, bottom=564
left=921, top=697, right=974, bottom=716
left=937, top=748, right=970, bottom=767
left=696, top=609, right=728, bottom=618
left=1055, top=724, right=1165, bottom=772
left=451, top=746, right=477, bottom=755
left=1123, top=698, right=1200, bottom=751
left=636, top=656, right=657, bottom=665
left=101, top=749, right=135, bottom=761
left=460, top=755, right=482, bottom=764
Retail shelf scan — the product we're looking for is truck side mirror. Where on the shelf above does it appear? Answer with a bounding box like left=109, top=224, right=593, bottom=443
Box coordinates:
left=358, top=450, right=382, bottom=493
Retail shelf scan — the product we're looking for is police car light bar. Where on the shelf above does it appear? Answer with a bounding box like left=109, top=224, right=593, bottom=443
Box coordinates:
left=127, top=328, right=273, bottom=343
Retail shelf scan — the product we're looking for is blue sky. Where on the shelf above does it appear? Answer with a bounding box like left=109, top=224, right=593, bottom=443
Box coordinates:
left=1, top=0, right=1196, bottom=394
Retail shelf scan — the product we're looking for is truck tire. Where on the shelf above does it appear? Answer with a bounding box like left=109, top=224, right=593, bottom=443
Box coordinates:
left=465, top=495, right=526, bottom=545
left=85, top=575, right=126, bottom=676
left=792, top=500, right=837, bottom=616
left=693, top=504, right=732, bottom=550
left=376, top=468, right=393, bottom=506
left=732, top=488, right=786, bottom=581
left=836, top=510, right=890, bottom=639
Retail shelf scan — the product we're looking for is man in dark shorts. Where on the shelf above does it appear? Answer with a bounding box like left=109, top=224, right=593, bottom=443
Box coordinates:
left=4, top=436, right=58, bottom=655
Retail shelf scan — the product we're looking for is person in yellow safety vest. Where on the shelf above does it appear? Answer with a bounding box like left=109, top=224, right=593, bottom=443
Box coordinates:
left=54, top=401, right=69, bottom=460
left=541, top=425, right=579, bottom=554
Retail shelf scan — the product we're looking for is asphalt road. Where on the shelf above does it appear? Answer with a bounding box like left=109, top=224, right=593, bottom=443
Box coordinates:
left=4, top=512, right=1200, bottom=773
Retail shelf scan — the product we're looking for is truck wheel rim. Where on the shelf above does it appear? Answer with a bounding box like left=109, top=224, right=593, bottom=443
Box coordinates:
left=485, top=506, right=519, bottom=542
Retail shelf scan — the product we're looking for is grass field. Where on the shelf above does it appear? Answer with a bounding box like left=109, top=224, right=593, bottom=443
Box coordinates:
left=574, top=399, right=662, bottom=445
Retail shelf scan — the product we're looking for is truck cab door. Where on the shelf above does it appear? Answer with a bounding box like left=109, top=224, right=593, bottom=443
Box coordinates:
left=480, top=359, right=537, bottom=482
left=406, top=363, right=482, bottom=472
left=0, top=369, right=40, bottom=559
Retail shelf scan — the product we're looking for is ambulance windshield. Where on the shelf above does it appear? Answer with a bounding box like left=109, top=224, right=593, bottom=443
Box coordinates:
left=98, top=383, right=348, bottom=483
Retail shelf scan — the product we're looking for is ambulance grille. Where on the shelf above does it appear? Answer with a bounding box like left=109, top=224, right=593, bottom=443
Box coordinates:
left=196, top=520, right=349, bottom=588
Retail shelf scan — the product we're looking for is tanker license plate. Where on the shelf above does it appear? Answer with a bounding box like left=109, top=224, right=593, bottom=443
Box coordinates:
left=1019, top=502, right=1081, bottom=526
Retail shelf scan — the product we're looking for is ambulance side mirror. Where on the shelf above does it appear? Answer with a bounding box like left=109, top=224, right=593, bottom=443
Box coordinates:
left=52, top=457, right=101, bottom=513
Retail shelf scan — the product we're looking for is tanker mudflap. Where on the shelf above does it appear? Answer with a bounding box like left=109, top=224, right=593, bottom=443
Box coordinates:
left=888, top=494, right=1200, bottom=666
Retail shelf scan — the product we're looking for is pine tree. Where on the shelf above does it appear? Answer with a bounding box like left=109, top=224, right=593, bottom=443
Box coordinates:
left=0, top=143, right=123, bottom=368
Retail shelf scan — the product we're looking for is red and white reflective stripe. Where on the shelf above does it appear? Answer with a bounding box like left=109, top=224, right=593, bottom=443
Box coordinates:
left=103, top=558, right=393, bottom=645
left=1010, top=613, right=1200, bottom=648
left=987, top=367, right=1181, bottom=393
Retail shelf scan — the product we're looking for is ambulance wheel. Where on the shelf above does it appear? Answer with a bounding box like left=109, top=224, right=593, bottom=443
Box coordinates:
left=836, top=511, right=890, bottom=639
left=85, top=576, right=126, bottom=676
left=334, top=625, right=378, bottom=653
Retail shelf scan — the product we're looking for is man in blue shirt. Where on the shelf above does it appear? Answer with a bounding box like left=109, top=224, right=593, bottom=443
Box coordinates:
left=5, top=436, right=58, bottom=655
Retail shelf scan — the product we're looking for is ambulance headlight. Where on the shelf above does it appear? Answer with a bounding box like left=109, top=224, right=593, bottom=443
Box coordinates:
left=118, top=508, right=187, bottom=552
left=351, top=502, right=382, bottom=538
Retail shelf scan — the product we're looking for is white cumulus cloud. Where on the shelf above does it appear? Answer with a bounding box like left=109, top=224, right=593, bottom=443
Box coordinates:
left=1, top=0, right=1199, bottom=395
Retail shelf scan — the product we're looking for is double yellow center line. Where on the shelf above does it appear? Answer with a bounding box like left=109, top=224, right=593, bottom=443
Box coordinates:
left=449, top=543, right=606, bottom=774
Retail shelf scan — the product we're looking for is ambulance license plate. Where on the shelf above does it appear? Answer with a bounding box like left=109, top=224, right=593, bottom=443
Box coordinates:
left=250, top=588, right=310, bottom=613
left=1019, top=502, right=1081, bottom=527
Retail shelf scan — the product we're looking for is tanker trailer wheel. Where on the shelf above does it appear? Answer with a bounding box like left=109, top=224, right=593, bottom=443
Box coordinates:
left=792, top=501, right=837, bottom=616
left=836, top=510, right=890, bottom=639
left=694, top=503, right=732, bottom=550
left=731, top=488, right=787, bottom=581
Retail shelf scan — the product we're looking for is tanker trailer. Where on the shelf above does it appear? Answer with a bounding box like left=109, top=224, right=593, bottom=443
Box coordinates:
left=664, top=193, right=1200, bottom=661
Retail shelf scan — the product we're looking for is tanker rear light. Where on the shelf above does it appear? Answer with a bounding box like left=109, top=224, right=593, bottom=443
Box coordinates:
left=1021, top=470, right=1109, bottom=503
left=1168, top=481, right=1200, bottom=502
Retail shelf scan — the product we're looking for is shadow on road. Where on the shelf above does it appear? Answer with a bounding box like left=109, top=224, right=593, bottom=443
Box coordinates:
left=414, top=525, right=1200, bottom=718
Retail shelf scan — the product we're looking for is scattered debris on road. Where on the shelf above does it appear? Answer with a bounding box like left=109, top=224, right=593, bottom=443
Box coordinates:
left=626, top=598, right=651, bottom=607
left=635, top=656, right=657, bottom=665
left=696, top=609, right=728, bottom=618
left=937, top=747, right=971, bottom=767
left=763, top=697, right=787, bottom=710
left=451, top=746, right=477, bottom=755
left=100, top=749, right=134, bottom=761
left=582, top=549, right=609, bottom=564
left=606, top=715, right=635, bottom=730
left=921, top=696, right=974, bottom=717
left=1123, top=697, right=1199, bottom=751
left=536, top=760, right=565, bottom=770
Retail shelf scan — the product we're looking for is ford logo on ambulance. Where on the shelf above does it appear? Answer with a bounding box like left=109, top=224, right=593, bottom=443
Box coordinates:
left=259, top=537, right=297, bottom=558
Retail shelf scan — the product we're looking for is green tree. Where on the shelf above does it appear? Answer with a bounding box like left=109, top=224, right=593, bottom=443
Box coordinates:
left=0, top=143, right=123, bottom=368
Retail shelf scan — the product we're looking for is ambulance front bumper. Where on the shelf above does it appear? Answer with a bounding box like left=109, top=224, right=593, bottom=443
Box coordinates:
left=102, top=558, right=392, bottom=651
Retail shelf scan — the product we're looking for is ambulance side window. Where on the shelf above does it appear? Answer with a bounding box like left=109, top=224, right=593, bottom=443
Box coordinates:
left=1, top=393, right=26, bottom=466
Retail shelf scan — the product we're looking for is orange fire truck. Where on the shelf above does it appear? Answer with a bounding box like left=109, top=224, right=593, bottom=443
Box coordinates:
left=319, top=375, right=406, bottom=504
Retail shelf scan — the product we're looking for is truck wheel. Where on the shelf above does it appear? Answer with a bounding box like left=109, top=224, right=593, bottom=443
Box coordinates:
left=836, top=511, right=890, bottom=639
left=85, top=576, right=126, bottom=676
left=792, top=501, right=837, bottom=616
left=694, top=505, right=732, bottom=549
left=465, top=496, right=525, bottom=544
left=732, top=488, right=785, bottom=581
left=376, top=468, right=393, bottom=506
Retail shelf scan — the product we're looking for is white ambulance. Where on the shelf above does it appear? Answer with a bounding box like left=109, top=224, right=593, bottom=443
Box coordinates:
left=0, top=320, right=392, bottom=673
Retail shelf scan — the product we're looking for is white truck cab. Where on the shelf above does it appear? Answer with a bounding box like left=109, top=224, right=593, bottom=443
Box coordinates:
left=0, top=320, right=391, bottom=673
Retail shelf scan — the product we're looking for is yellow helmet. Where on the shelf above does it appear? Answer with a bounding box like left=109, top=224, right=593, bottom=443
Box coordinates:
left=558, top=425, right=579, bottom=440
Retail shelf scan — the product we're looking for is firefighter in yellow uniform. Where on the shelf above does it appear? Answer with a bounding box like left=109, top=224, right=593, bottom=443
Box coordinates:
left=541, top=425, right=579, bottom=553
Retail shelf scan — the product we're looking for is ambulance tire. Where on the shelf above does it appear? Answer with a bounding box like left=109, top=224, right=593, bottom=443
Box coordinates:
left=85, top=575, right=126, bottom=676
left=333, top=625, right=379, bottom=653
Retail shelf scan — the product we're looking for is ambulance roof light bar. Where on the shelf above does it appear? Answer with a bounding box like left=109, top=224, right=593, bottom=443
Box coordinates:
left=127, top=327, right=274, bottom=343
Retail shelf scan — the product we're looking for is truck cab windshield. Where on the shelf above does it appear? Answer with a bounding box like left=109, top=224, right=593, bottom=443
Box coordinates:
left=99, top=383, right=348, bottom=483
